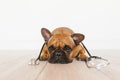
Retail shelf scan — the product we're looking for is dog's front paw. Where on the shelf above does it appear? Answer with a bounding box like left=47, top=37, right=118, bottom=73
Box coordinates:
left=76, top=55, right=90, bottom=61
left=40, top=55, right=49, bottom=61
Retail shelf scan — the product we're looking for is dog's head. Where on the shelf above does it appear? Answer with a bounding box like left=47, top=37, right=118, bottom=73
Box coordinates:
left=41, top=28, right=84, bottom=64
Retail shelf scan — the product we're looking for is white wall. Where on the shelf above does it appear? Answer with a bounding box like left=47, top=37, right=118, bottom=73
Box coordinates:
left=0, top=0, right=120, bottom=50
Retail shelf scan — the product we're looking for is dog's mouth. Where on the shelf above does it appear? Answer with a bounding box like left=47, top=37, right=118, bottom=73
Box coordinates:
left=48, top=56, right=72, bottom=64
left=48, top=50, right=72, bottom=64
left=48, top=58, right=72, bottom=64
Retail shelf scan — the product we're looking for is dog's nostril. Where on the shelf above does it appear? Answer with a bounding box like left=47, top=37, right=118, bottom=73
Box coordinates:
left=56, top=52, right=62, bottom=57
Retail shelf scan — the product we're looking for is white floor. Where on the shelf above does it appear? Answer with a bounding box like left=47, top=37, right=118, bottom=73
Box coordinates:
left=0, top=50, right=120, bottom=80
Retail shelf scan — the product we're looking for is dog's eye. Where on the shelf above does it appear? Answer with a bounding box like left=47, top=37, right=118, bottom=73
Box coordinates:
left=48, top=45, right=55, bottom=52
left=63, top=45, right=72, bottom=53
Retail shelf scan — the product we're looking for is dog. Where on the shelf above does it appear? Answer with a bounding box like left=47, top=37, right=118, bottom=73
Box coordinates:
left=38, top=27, right=88, bottom=64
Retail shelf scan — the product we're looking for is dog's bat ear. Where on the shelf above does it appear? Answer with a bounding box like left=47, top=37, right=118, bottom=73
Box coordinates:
left=41, top=28, right=52, bottom=42
left=71, top=33, right=85, bottom=45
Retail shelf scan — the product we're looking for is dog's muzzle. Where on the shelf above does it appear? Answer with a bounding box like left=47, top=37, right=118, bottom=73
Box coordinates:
left=48, top=49, right=71, bottom=64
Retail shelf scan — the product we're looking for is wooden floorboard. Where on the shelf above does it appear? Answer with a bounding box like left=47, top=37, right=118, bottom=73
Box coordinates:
left=0, top=50, right=120, bottom=80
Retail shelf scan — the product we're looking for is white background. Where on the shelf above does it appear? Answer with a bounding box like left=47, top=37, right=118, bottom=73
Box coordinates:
left=0, top=0, right=120, bottom=50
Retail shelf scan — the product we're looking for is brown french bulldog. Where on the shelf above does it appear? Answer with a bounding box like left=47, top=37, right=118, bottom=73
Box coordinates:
left=38, top=27, right=88, bottom=64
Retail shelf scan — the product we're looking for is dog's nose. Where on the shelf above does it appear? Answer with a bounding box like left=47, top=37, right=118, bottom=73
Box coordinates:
left=56, top=52, right=62, bottom=57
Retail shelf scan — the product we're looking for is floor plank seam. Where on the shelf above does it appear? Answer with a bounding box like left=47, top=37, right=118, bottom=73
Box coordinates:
left=34, top=62, right=48, bottom=80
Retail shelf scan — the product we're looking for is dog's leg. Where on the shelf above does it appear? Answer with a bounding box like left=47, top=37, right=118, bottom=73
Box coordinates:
left=76, top=44, right=89, bottom=61
left=39, top=44, right=50, bottom=61
left=29, top=44, right=49, bottom=65
left=69, top=44, right=88, bottom=61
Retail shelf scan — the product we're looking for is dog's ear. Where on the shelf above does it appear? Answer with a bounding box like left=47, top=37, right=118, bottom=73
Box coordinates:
left=41, top=28, right=52, bottom=42
left=71, top=33, right=85, bottom=45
